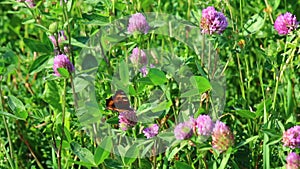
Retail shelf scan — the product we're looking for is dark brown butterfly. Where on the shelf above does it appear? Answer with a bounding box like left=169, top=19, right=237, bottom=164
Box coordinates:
left=106, top=90, right=134, bottom=112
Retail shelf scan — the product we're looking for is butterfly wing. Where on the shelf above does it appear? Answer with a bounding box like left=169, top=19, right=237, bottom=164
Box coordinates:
left=106, top=90, right=133, bottom=112
left=106, top=97, right=116, bottom=111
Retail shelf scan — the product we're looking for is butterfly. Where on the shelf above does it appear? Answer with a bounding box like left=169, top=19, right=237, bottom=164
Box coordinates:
left=106, top=90, right=134, bottom=112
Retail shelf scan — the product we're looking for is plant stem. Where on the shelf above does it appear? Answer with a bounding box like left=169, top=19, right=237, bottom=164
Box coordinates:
left=187, top=0, right=191, bottom=20
left=58, top=78, right=67, bottom=169
left=239, top=0, right=243, bottom=28
left=259, top=68, right=269, bottom=169
left=152, top=140, right=157, bottom=169
left=0, top=76, right=14, bottom=168
left=70, top=74, right=78, bottom=108
left=23, top=2, right=38, bottom=23
left=17, top=122, right=44, bottom=169
left=0, top=138, right=14, bottom=168
left=263, top=0, right=274, bottom=24
left=236, top=53, right=246, bottom=100
left=62, top=0, right=74, bottom=66
left=272, top=37, right=288, bottom=110
left=201, top=34, right=205, bottom=67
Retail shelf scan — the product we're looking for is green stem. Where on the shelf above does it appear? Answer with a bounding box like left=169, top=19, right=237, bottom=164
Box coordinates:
left=0, top=76, right=14, bottom=168
left=239, top=0, right=243, bottom=28
left=259, top=68, right=269, bottom=169
left=236, top=53, right=246, bottom=100
left=62, top=0, right=74, bottom=65
left=244, top=54, right=251, bottom=107
left=23, top=2, right=38, bottom=23
left=187, top=0, right=191, bottom=20
left=201, top=34, right=205, bottom=67
left=272, top=37, right=288, bottom=110
left=70, top=74, right=78, bottom=108
left=58, top=78, right=67, bottom=169
left=263, top=0, right=274, bottom=24
left=152, top=140, right=157, bottom=169
left=0, top=139, right=14, bottom=168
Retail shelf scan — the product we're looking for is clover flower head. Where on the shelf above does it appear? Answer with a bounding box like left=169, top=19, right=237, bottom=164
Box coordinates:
left=130, top=47, right=147, bottom=65
left=174, top=121, right=194, bottom=140
left=212, top=121, right=234, bottom=152
left=200, top=6, right=228, bottom=34
left=53, top=54, right=74, bottom=76
left=286, top=152, right=300, bottom=169
left=274, top=12, right=298, bottom=35
left=140, top=66, right=148, bottom=77
left=282, top=125, right=300, bottom=149
left=143, top=124, right=159, bottom=139
left=119, top=111, right=137, bottom=131
left=127, top=13, right=150, bottom=34
left=196, top=115, right=214, bottom=136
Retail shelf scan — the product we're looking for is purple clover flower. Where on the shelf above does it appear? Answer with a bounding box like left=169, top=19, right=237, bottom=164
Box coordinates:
left=130, top=47, right=147, bottom=65
left=118, top=111, right=137, bottom=131
left=274, top=12, right=298, bottom=35
left=174, top=121, right=194, bottom=140
left=200, top=6, right=228, bottom=34
left=196, top=115, right=214, bottom=137
left=143, top=124, right=159, bottom=139
left=212, top=121, right=234, bottom=153
left=53, top=54, right=74, bottom=76
left=282, top=125, right=300, bottom=149
left=286, top=152, right=300, bottom=169
left=127, top=13, right=150, bottom=34
left=129, top=47, right=151, bottom=76
left=140, top=66, right=148, bottom=77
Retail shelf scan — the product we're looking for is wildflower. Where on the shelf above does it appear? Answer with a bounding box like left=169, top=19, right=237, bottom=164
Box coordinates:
left=49, top=35, right=57, bottom=47
left=17, top=0, right=35, bottom=8
left=200, top=6, right=228, bottom=34
left=130, top=47, right=147, bottom=65
left=274, top=12, right=298, bottom=35
left=127, top=13, right=150, bottom=34
left=143, top=124, right=159, bottom=139
left=196, top=115, right=214, bottom=137
left=212, top=121, right=234, bottom=152
left=49, top=30, right=67, bottom=48
left=140, top=66, right=148, bottom=77
left=188, top=117, right=197, bottom=132
left=174, top=121, right=194, bottom=140
left=58, top=30, right=67, bottom=43
left=53, top=54, right=74, bottom=76
left=282, top=125, right=300, bottom=149
left=286, top=152, right=300, bottom=169
left=118, top=111, right=137, bottom=131
left=25, top=0, right=35, bottom=8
